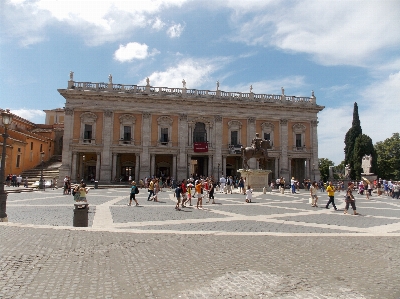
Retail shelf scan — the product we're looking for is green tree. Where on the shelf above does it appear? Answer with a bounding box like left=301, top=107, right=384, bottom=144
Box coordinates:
left=344, top=102, right=362, bottom=179
left=318, top=158, right=334, bottom=182
left=334, top=160, right=346, bottom=179
left=353, top=134, right=377, bottom=180
left=375, top=133, right=400, bottom=180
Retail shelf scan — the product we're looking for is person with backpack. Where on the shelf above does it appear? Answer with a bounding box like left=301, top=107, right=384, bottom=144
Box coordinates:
left=128, top=181, right=139, bottom=206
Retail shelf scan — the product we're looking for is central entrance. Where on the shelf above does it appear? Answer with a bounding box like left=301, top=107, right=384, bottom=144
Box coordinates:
left=190, top=156, right=209, bottom=178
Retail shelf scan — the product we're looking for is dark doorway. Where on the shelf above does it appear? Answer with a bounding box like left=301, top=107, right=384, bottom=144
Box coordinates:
left=191, top=156, right=208, bottom=177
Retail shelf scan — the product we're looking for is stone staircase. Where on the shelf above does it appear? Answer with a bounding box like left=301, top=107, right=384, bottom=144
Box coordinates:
left=20, top=155, right=62, bottom=187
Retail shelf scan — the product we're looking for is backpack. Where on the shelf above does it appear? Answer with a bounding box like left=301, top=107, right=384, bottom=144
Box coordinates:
left=135, top=186, right=139, bottom=194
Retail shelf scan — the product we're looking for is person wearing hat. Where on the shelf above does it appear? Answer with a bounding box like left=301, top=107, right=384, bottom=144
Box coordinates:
left=128, top=181, right=139, bottom=206
left=344, top=182, right=358, bottom=215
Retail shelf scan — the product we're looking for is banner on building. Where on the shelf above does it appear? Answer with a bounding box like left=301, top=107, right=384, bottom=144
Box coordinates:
left=193, top=142, right=208, bottom=152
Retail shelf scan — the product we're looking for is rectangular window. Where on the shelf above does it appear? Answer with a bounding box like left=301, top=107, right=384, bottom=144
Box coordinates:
left=18, top=148, right=21, bottom=152
left=296, top=134, right=302, bottom=147
left=264, top=133, right=271, bottom=140
left=123, top=126, right=131, bottom=141
left=30, top=142, right=33, bottom=150
left=84, top=124, right=92, bottom=141
left=16, top=155, right=21, bottom=168
left=231, top=131, right=238, bottom=145
left=160, top=128, right=168, bottom=143
left=40, top=144, right=43, bottom=152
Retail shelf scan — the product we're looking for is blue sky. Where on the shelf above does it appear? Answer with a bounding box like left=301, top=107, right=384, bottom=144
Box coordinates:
left=1, top=0, right=399, bottom=165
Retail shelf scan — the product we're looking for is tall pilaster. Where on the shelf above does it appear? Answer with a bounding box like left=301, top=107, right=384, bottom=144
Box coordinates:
left=311, top=120, right=320, bottom=181
left=71, top=152, right=77, bottom=182
left=140, top=113, right=151, bottom=179
left=96, top=152, right=101, bottom=180
left=112, top=153, right=117, bottom=181
left=100, top=110, right=113, bottom=182
left=59, top=108, right=74, bottom=186
left=177, top=114, right=188, bottom=179
left=279, top=119, right=289, bottom=181
left=172, top=154, right=177, bottom=180
left=214, top=115, right=223, bottom=178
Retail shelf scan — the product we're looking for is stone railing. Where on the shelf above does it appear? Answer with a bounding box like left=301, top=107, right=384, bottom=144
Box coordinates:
left=67, top=81, right=316, bottom=105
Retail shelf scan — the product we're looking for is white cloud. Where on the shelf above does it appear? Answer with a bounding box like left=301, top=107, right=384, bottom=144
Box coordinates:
left=114, top=42, right=159, bottom=62
left=140, top=57, right=227, bottom=88
left=166, top=23, right=185, bottom=38
left=3, top=0, right=189, bottom=46
left=152, top=17, right=165, bottom=30
left=229, top=0, right=400, bottom=67
left=11, top=109, right=46, bottom=124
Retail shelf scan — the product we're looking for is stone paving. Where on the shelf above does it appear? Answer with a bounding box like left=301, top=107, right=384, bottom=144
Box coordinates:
left=1, top=187, right=400, bottom=298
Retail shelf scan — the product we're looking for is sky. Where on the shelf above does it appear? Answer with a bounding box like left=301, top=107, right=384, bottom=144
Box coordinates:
left=1, top=0, right=399, bottom=165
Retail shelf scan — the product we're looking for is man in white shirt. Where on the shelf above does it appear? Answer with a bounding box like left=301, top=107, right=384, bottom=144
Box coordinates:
left=219, top=175, right=226, bottom=193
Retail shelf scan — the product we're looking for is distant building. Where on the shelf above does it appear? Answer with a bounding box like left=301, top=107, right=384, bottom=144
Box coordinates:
left=0, top=109, right=56, bottom=176
left=57, top=74, right=324, bottom=183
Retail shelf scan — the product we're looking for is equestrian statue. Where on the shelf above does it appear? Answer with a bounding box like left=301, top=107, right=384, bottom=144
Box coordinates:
left=241, top=133, right=271, bottom=170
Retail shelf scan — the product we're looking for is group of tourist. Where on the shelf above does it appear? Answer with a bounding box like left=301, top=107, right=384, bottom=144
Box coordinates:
left=5, top=174, right=26, bottom=187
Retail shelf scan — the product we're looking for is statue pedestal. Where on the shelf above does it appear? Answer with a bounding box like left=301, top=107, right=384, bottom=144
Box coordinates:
left=361, top=174, right=378, bottom=182
left=238, top=169, right=272, bottom=192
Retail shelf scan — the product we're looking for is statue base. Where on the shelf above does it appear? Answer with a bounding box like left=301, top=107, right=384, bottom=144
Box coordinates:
left=238, top=169, right=272, bottom=192
left=361, top=174, right=378, bottom=182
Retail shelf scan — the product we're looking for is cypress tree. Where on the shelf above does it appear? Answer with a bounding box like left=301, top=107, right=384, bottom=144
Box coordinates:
left=344, top=102, right=362, bottom=179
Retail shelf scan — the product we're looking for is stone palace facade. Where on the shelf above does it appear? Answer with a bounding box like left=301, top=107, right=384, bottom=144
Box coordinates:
left=58, top=74, right=324, bottom=184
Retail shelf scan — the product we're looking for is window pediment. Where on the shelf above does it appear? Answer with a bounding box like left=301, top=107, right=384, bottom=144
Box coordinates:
left=119, top=114, right=136, bottom=125
left=81, top=112, right=97, bottom=123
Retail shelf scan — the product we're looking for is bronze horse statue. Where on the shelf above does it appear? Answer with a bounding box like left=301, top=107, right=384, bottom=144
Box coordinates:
left=241, top=139, right=270, bottom=170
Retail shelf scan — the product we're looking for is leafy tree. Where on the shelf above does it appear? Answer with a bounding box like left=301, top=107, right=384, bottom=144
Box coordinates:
left=375, top=133, right=400, bottom=180
left=334, top=160, right=346, bottom=179
left=318, top=158, right=334, bottom=182
left=353, top=134, right=377, bottom=180
left=344, top=102, right=362, bottom=179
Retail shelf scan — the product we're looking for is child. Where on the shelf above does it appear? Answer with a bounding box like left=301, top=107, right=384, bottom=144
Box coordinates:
left=245, top=185, right=253, bottom=203
left=128, top=181, right=139, bottom=206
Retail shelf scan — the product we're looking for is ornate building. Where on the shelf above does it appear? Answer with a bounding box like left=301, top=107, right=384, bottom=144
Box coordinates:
left=58, top=74, right=324, bottom=183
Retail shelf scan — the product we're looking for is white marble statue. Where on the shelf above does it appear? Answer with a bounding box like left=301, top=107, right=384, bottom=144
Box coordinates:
left=362, top=154, right=373, bottom=174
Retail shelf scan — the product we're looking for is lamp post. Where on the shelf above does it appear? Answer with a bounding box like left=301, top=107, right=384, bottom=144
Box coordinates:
left=217, top=163, right=220, bottom=186
left=0, top=109, right=13, bottom=222
left=39, top=152, right=45, bottom=190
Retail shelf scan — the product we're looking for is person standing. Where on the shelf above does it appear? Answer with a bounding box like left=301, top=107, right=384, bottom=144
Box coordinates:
left=238, top=177, right=245, bottom=194
left=310, top=181, right=318, bottom=207
left=344, top=182, right=359, bottom=215
left=325, top=181, right=338, bottom=210
left=174, top=184, right=182, bottom=211
left=208, top=180, right=215, bottom=204
left=279, top=177, right=285, bottom=194
left=128, top=181, right=139, bottom=206
left=291, top=177, right=296, bottom=194
left=245, top=185, right=253, bottom=203
left=195, top=180, right=203, bottom=209
left=147, top=178, right=154, bottom=201
left=219, top=175, right=226, bottom=193
left=79, top=183, right=89, bottom=202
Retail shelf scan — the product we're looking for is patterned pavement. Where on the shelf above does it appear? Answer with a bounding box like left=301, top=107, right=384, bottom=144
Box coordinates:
left=1, top=187, right=400, bottom=298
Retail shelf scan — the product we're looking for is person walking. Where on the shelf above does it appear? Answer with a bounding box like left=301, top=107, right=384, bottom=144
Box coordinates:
left=147, top=178, right=154, bottom=201
left=174, top=184, right=182, bottom=211
left=344, top=182, right=359, bottom=215
left=208, top=180, right=216, bottom=204
left=219, top=175, right=226, bottom=193
left=195, top=180, right=203, bottom=209
left=325, top=181, right=338, bottom=210
left=128, top=181, right=139, bottom=206
left=310, top=181, right=318, bottom=207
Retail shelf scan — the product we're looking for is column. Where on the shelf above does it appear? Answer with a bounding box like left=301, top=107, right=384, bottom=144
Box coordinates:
left=140, top=113, right=151, bottom=179
left=59, top=108, right=74, bottom=186
left=172, top=154, right=177, bottom=180
left=247, top=117, right=257, bottom=169
left=307, top=158, right=311, bottom=179
left=274, top=157, right=279, bottom=178
left=135, top=154, right=140, bottom=181
left=208, top=155, right=212, bottom=177
left=70, top=152, right=77, bottom=182
left=177, top=114, right=188, bottom=179
left=112, top=153, right=118, bottom=182
left=279, top=119, right=289, bottom=181
left=100, top=110, right=113, bottom=182
left=150, top=154, right=155, bottom=177
left=288, top=158, right=292, bottom=179
left=96, top=152, right=101, bottom=181
left=214, top=115, right=223, bottom=178
left=222, top=155, right=227, bottom=176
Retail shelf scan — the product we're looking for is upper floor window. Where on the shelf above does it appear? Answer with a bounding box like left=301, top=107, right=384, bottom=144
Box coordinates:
left=193, top=122, right=207, bottom=142
left=261, top=122, right=274, bottom=146
left=80, top=112, right=97, bottom=144
left=119, top=114, right=136, bottom=144
left=296, top=134, right=302, bottom=147
left=30, top=142, right=33, bottom=150
left=157, top=116, right=173, bottom=146
left=292, top=123, right=306, bottom=150
left=227, top=120, right=242, bottom=146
